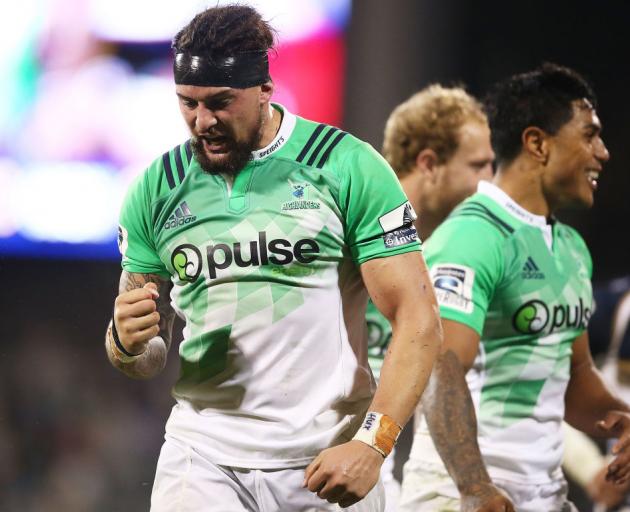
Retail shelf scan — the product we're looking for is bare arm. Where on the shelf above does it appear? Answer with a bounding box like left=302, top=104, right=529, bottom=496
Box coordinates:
left=105, top=271, right=175, bottom=380
left=304, top=251, right=442, bottom=507
left=565, top=332, right=630, bottom=484
left=423, top=319, right=513, bottom=510
left=363, top=251, right=442, bottom=426
left=565, top=332, right=630, bottom=435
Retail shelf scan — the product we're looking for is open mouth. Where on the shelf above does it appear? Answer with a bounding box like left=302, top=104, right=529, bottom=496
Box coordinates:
left=202, top=136, right=231, bottom=153
left=586, top=169, right=600, bottom=190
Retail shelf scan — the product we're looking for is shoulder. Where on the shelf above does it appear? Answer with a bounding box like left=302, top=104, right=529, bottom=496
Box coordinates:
left=424, top=195, right=511, bottom=281
left=556, top=220, right=593, bottom=273
left=285, top=116, right=382, bottom=174
left=134, top=139, right=195, bottom=201
left=556, top=221, right=588, bottom=247
left=428, top=195, right=514, bottom=252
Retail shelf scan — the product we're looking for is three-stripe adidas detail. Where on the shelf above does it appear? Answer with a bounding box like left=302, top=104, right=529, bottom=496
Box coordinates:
left=296, top=124, right=348, bottom=169
left=163, top=140, right=193, bottom=190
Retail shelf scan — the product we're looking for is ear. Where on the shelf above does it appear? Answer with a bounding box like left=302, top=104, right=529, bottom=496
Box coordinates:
left=260, top=80, right=274, bottom=103
left=522, top=126, right=549, bottom=164
left=415, top=148, right=440, bottom=182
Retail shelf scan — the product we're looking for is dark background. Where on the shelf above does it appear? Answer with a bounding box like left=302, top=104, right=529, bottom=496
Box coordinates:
left=1, top=1, right=628, bottom=510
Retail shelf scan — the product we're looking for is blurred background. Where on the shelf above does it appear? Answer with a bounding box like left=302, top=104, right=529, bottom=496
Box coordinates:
left=0, top=0, right=628, bottom=510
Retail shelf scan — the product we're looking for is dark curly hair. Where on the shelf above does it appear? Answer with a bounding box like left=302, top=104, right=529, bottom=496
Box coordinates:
left=484, top=63, right=597, bottom=166
left=172, top=4, right=276, bottom=59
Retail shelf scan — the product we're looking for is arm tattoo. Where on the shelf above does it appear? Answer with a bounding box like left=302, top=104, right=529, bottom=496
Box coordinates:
left=105, top=271, right=176, bottom=380
left=421, top=350, right=492, bottom=495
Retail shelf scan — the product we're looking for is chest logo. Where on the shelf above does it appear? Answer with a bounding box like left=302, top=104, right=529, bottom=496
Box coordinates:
left=172, top=244, right=202, bottom=283
left=513, top=298, right=592, bottom=335
left=281, top=181, right=321, bottom=211
left=521, top=256, right=545, bottom=280
left=513, top=300, right=549, bottom=334
left=164, top=201, right=197, bottom=230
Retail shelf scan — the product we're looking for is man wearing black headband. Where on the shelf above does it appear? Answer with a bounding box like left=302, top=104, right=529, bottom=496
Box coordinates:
left=104, top=5, right=441, bottom=511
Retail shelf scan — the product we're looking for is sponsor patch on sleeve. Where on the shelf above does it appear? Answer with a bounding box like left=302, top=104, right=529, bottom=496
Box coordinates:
left=117, top=225, right=129, bottom=257
left=430, top=263, right=475, bottom=314
left=383, top=225, right=418, bottom=248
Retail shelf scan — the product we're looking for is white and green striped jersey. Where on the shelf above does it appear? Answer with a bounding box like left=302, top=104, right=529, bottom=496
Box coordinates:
left=417, top=181, right=593, bottom=485
left=117, top=104, right=421, bottom=468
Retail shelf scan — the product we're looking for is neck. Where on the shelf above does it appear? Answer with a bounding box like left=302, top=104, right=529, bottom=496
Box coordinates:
left=258, top=104, right=281, bottom=149
left=399, top=173, right=440, bottom=240
left=494, top=158, right=551, bottom=218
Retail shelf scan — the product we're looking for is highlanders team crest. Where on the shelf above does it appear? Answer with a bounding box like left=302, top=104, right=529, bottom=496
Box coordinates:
left=281, top=180, right=321, bottom=210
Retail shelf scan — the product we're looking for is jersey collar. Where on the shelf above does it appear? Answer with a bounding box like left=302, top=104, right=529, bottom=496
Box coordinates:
left=477, top=181, right=548, bottom=228
left=478, top=181, right=554, bottom=250
left=251, top=103, right=296, bottom=161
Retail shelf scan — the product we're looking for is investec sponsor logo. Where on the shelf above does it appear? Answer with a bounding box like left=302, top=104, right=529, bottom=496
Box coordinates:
left=171, top=232, right=321, bottom=281
left=512, top=298, right=592, bottom=335
left=383, top=226, right=418, bottom=248
left=521, top=256, right=545, bottom=280
left=281, top=181, right=320, bottom=211
left=164, top=201, right=197, bottom=230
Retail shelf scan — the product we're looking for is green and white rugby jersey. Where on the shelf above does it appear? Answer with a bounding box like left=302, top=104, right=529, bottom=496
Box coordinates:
left=415, top=181, right=593, bottom=485
left=118, top=105, right=420, bottom=468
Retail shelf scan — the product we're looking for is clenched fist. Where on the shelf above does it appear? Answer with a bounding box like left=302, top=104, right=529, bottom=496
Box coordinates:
left=113, top=282, right=160, bottom=355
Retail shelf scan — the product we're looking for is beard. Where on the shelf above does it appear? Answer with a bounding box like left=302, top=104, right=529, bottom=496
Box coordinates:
left=191, top=107, right=265, bottom=177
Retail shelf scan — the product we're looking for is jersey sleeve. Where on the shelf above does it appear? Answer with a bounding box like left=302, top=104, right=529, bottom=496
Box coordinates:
left=337, top=140, right=421, bottom=265
left=118, top=172, right=169, bottom=277
left=424, top=217, right=505, bottom=335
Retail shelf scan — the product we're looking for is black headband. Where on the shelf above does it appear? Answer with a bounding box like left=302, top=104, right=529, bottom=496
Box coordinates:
left=173, top=51, right=270, bottom=88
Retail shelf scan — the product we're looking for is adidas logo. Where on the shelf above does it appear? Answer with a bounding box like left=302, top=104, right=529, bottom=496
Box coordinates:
left=521, top=256, right=545, bottom=279
left=164, top=201, right=197, bottom=230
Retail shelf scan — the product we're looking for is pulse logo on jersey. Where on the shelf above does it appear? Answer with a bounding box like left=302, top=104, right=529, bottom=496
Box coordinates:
left=521, top=257, right=545, bottom=280
left=171, top=244, right=203, bottom=283
left=170, top=232, right=321, bottom=281
left=513, top=300, right=549, bottom=334
left=512, top=298, right=592, bottom=335
left=164, top=201, right=197, bottom=230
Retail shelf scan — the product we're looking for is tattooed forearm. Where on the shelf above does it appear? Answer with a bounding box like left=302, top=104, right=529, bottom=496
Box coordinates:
left=105, top=271, right=176, bottom=380
left=421, top=350, right=491, bottom=494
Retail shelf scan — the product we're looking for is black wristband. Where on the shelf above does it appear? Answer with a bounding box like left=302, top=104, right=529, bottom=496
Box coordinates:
left=111, top=318, right=142, bottom=357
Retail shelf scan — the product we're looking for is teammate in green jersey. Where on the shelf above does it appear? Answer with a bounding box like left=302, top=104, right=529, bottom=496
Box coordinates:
left=365, top=85, right=509, bottom=511
left=103, top=5, right=441, bottom=511
left=400, top=63, right=630, bottom=512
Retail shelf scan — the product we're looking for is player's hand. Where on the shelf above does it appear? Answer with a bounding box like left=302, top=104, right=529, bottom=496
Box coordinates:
left=113, top=282, right=160, bottom=355
left=460, top=483, right=515, bottom=512
left=587, top=465, right=630, bottom=508
left=597, top=410, right=630, bottom=485
left=303, top=440, right=383, bottom=508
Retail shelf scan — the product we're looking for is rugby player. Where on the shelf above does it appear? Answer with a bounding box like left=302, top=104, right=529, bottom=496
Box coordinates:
left=104, top=5, right=440, bottom=511
left=400, top=63, right=629, bottom=512
left=365, top=85, right=509, bottom=511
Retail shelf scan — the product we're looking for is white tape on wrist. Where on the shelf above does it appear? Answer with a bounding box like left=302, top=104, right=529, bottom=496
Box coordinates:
left=352, top=411, right=402, bottom=458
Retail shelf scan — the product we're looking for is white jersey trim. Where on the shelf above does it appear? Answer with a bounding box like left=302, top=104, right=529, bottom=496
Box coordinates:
left=251, top=104, right=296, bottom=161
left=477, top=181, right=554, bottom=250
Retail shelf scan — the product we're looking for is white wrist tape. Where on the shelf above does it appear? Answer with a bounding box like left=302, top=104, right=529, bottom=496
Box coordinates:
left=352, top=411, right=402, bottom=458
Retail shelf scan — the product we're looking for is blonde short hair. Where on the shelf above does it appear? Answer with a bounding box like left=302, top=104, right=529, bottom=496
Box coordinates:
left=383, top=84, right=487, bottom=176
